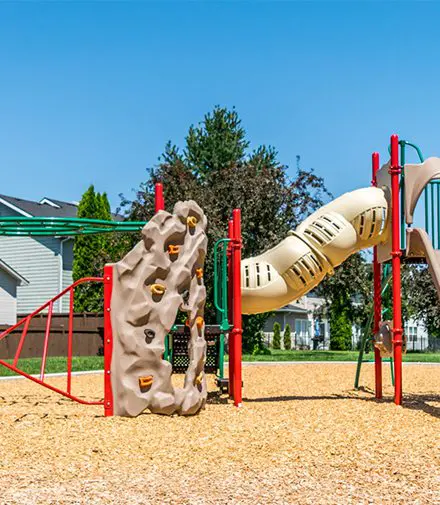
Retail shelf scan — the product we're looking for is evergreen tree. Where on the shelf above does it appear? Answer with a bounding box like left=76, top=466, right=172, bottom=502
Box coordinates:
left=73, top=185, right=113, bottom=312
left=272, top=322, right=281, bottom=350
left=283, top=323, right=292, bottom=350
left=329, top=302, right=352, bottom=350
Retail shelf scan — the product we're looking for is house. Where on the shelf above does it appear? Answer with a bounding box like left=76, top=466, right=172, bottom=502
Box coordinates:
left=351, top=319, right=431, bottom=352
left=0, top=258, right=29, bottom=324
left=0, top=194, right=78, bottom=318
left=263, top=294, right=330, bottom=350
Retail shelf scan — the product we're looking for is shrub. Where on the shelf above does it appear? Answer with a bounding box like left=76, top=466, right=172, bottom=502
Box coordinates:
left=252, top=331, right=272, bottom=356
left=272, top=322, right=281, bottom=349
left=283, top=323, right=292, bottom=350
left=329, top=306, right=352, bottom=350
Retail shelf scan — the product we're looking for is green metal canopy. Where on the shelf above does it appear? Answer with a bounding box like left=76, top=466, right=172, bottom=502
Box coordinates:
left=0, top=216, right=146, bottom=236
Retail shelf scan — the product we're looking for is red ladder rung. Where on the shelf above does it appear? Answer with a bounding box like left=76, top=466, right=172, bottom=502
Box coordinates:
left=40, top=300, right=53, bottom=381
left=67, top=288, right=74, bottom=394
left=12, top=315, right=31, bottom=367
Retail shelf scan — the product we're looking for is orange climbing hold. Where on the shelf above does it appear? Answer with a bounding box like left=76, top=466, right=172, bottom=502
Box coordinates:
left=150, top=283, right=166, bottom=296
left=187, top=216, right=198, bottom=228
left=139, top=375, right=154, bottom=389
left=195, top=268, right=203, bottom=279
left=196, top=316, right=204, bottom=329
left=168, top=244, right=180, bottom=255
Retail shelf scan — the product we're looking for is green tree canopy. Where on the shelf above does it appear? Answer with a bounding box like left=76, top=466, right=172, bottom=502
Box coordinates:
left=120, top=106, right=330, bottom=351
left=73, top=185, right=113, bottom=312
left=315, top=253, right=371, bottom=349
left=402, top=265, right=440, bottom=348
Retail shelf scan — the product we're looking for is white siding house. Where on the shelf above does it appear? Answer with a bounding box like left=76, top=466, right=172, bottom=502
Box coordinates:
left=0, top=195, right=76, bottom=319
left=263, top=295, right=330, bottom=350
left=0, top=259, right=29, bottom=324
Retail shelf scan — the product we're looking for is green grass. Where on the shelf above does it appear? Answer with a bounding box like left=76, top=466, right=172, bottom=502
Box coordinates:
left=241, top=349, right=440, bottom=362
left=0, top=351, right=439, bottom=377
left=0, top=356, right=104, bottom=377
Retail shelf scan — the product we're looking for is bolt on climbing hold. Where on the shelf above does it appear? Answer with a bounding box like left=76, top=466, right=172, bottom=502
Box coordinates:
left=168, top=244, right=180, bottom=255
left=150, top=283, right=166, bottom=296
left=139, top=375, right=154, bottom=389
left=195, top=372, right=204, bottom=386
left=195, top=268, right=203, bottom=279
left=196, top=316, right=204, bottom=330
left=187, top=216, right=198, bottom=228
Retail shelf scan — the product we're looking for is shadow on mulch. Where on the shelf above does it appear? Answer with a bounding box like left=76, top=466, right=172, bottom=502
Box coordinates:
left=207, top=391, right=229, bottom=405
left=243, top=390, right=440, bottom=420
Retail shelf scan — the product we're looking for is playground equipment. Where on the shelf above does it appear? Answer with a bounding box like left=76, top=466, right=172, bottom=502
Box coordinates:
left=1, top=134, right=439, bottom=414
left=0, top=184, right=243, bottom=415
left=238, top=135, right=440, bottom=405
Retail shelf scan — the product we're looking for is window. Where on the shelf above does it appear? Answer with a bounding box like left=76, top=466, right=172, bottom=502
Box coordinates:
left=405, top=326, right=418, bottom=342
left=295, top=319, right=310, bottom=347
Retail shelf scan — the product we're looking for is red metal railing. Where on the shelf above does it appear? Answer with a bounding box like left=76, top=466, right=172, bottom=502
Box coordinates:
left=0, top=276, right=106, bottom=408
left=390, top=134, right=403, bottom=406
left=227, top=209, right=242, bottom=407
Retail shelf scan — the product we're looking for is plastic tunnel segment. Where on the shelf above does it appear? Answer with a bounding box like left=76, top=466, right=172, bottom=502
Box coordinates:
left=404, top=157, right=440, bottom=225
left=406, top=227, right=440, bottom=300
left=241, top=186, right=391, bottom=314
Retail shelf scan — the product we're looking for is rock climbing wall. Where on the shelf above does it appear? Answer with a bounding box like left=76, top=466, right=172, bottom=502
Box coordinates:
left=109, top=200, right=208, bottom=417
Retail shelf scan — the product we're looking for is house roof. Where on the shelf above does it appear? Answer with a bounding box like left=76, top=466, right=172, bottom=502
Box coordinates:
left=277, top=304, right=308, bottom=315
left=0, top=194, right=78, bottom=218
left=0, top=259, right=29, bottom=286
left=0, top=194, right=122, bottom=220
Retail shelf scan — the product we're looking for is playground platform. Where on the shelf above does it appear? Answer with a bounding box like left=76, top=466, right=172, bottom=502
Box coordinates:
left=1, top=363, right=438, bottom=505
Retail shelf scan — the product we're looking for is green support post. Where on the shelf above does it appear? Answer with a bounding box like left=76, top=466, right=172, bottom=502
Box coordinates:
left=213, top=238, right=232, bottom=381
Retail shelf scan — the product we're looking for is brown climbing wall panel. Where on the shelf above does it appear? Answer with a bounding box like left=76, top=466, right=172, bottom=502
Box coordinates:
left=109, top=201, right=208, bottom=416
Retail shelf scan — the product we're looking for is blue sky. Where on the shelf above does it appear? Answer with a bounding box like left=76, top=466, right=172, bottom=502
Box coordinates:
left=1, top=2, right=440, bottom=210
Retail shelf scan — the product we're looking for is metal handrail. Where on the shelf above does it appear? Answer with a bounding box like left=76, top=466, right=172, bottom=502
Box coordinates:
left=0, top=216, right=146, bottom=236
left=213, top=238, right=231, bottom=327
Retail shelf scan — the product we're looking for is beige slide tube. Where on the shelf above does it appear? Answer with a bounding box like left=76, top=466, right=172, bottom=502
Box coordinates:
left=241, top=187, right=391, bottom=314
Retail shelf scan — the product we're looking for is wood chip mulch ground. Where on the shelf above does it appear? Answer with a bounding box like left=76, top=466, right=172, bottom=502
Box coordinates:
left=0, top=363, right=439, bottom=505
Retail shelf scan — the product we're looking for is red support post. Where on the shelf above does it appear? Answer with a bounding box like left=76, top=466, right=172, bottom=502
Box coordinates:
left=40, top=300, right=53, bottom=381
left=231, top=209, right=242, bottom=407
left=103, top=265, right=114, bottom=416
left=155, top=182, right=165, bottom=213
left=390, top=134, right=403, bottom=405
left=67, top=287, right=74, bottom=394
left=227, top=219, right=235, bottom=399
left=372, top=152, right=383, bottom=399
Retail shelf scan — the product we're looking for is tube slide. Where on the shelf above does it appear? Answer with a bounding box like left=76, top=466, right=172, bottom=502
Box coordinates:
left=241, top=186, right=391, bottom=314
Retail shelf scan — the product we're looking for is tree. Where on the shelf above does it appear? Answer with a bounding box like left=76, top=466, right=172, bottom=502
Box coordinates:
left=315, top=253, right=370, bottom=350
left=120, top=106, right=331, bottom=351
left=329, top=302, right=352, bottom=350
left=283, top=323, right=292, bottom=350
left=73, top=185, right=113, bottom=312
left=272, top=322, right=281, bottom=350
left=402, top=265, right=440, bottom=349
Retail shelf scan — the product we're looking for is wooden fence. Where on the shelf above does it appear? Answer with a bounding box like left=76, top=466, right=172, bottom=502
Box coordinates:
left=0, top=313, right=104, bottom=359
